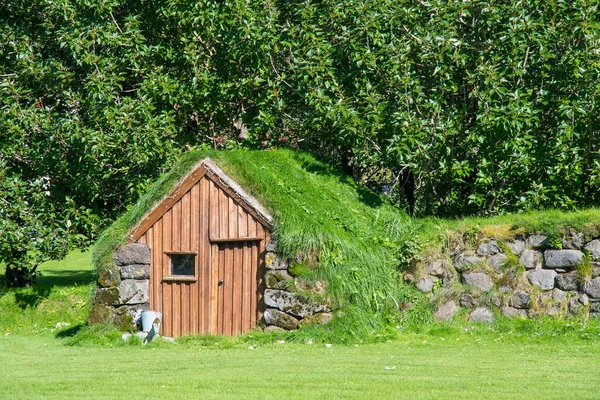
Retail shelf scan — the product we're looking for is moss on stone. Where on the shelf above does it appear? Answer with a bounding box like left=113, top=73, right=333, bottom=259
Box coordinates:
left=88, top=304, right=113, bottom=325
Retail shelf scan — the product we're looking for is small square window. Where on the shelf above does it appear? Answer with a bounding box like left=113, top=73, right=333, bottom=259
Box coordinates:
left=169, top=254, right=195, bottom=276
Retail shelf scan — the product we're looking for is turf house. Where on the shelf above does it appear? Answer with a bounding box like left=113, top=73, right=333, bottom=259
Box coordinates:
left=90, top=150, right=409, bottom=338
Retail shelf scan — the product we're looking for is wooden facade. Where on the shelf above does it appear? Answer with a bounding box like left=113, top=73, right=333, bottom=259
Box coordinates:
left=128, top=161, right=272, bottom=337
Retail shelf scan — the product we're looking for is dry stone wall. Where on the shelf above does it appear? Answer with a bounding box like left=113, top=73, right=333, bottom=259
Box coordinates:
left=88, top=242, right=151, bottom=330
left=412, top=230, right=600, bottom=323
left=262, top=241, right=334, bottom=331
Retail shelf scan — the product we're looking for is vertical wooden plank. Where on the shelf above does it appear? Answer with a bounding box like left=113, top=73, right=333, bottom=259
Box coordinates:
left=238, top=206, right=248, bottom=238
left=218, top=244, right=226, bottom=334
left=209, top=180, right=220, bottom=239
left=137, top=233, right=147, bottom=244
left=172, top=282, right=181, bottom=338
left=162, top=209, right=172, bottom=337
left=190, top=182, right=200, bottom=335
left=224, top=242, right=233, bottom=336
left=181, top=191, right=191, bottom=251
left=210, top=244, right=219, bottom=335
left=180, top=191, right=191, bottom=336
left=172, top=200, right=182, bottom=252
left=153, top=218, right=163, bottom=318
left=219, top=190, right=229, bottom=239
left=228, top=200, right=239, bottom=335
left=171, top=204, right=181, bottom=338
left=233, top=242, right=242, bottom=335
left=229, top=197, right=237, bottom=238
left=201, top=178, right=211, bottom=334
left=242, top=220, right=252, bottom=332
left=181, top=283, right=189, bottom=335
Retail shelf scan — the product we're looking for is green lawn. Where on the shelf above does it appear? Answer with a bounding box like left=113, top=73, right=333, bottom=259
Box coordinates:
left=2, top=251, right=600, bottom=399
left=2, top=334, right=600, bottom=399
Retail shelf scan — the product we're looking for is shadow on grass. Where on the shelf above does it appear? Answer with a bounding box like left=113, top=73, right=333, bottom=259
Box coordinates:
left=13, top=286, right=52, bottom=309
left=0, top=268, right=93, bottom=309
left=38, top=269, right=94, bottom=287
left=55, top=323, right=85, bottom=338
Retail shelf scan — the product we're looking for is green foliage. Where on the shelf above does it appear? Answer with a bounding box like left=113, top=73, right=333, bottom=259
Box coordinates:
left=3, top=0, right=600, bottom=248
left=0, top=168, right=96, bottom=286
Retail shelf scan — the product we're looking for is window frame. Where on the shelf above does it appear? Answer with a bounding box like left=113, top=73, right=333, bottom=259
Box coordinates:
left=163, top=251, right=198, bottom=282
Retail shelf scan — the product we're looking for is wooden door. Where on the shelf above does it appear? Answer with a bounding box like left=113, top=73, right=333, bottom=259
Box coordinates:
left=212, top=240, right=262, bottom=336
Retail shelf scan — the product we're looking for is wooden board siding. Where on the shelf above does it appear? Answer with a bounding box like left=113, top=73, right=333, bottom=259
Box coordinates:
left=137, top=174, right=269, bottom=338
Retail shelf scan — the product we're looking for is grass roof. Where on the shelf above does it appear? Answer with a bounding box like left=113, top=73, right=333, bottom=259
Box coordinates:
left=93, top=149, right=416, bottom=334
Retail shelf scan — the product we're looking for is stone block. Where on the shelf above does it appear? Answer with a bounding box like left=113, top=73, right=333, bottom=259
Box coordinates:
left=552, top=288, right=567, bottom=303
left=584, top=277, right=600, bottom=299
left=263, top=289, right=329, bottom=318
left=527, top=234, right=550, bottom=249
left=112, top=243, right=150, bottom=266
left=544, top=250, right=583, bottom=269
left=526, top=269, right=557, bottom=290
left=519, top=249, right=543, bottom=270
left=265, top=270, right=293, bottom=290
left=265, top=241, right=278, bottom=252
left=426, top=261, right=445, bottom=277
left=508, top=240, right=525, bottom=256
left=461, top=272, right=493, bottom=292
left=95, top=287, right=120, bottom=306
left=477, top=240, right=500, bottom=256
left=556, top=271, right=579, bottom=291
left=299, top=312, right=333, bottom=327
left=98, top=269, right=121, bottom=288
left=454, top=254, right=484, bottom=272
left=416, top=277, right=435, bottom=293
left=501, top=306, right=527, bottom=318
left=562, top=230, right=583, bottom=250
left=433, top=300, right=458, bottom=322
left=88, top=304, right=113, bottom=325
left=113, top=306, right=135, bottom=331
left=509, top=290, right=530, bottom=309
left=265, top=252, right=288, bottom=270
left=470, top=307, right=494, bottom=323
left=569, top=297, right=583, bottom=314
left=263, top=308, right=299, bottom=330
left=585, top=240, right=600, bottom=261
left=487, top=254, right=507, bottom=271
left=118, top=279, right=149, bottom=305
left=506, top=239, right=525, bottom=256
left=459, top=293, right=479, bottom=308
left=120, top=264, right=150, bottom=280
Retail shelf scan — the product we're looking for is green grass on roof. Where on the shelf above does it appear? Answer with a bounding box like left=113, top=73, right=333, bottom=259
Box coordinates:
left=93, top=149, right=416, bottom=334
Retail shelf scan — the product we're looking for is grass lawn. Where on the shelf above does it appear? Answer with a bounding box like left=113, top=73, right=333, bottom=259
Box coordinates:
left=2, top=333, right=600, bottom=399
left=2, top=250, right=600, bottom=399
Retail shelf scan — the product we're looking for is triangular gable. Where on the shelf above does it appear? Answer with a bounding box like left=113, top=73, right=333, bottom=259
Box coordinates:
left=128, top=158, right=273, bottom=241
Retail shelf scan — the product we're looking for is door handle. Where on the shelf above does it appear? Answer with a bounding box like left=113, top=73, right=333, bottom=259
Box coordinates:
left=218, top=279, right=224, bottom=285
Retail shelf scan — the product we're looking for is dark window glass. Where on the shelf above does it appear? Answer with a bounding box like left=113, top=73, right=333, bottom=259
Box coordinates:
left=170, top=254, right=195, bottom=276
